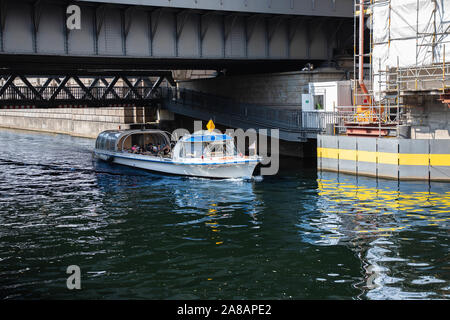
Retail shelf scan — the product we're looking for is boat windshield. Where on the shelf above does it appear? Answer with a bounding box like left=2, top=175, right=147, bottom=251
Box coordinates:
left=180, top=140, right=237, bottom=158
left=95, top=131, right=122, bottom=151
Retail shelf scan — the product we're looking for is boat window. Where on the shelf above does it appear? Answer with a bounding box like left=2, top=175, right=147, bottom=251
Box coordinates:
left=188, top=142, right=194, bottom=158
left=95, top=131, right=120, bottom=151
left=119, top=134, right=132, bottom=152
left=203, top=142, right=223, bottom=157
left=189, top=143, right=194, bottom=157
left=179, top=145, right=185, bottom=158
left=113, top=133, right=121, bottom=151
left=179, top=142, right=198, bottom=158
left=203, top=141, right=236, bottom=157
left=226, top=140, right=237, bottom=156
left=105, top=135, right=110, bottom=151
left=195, top=142, right=204, bottom=158
left=100, top=135, right=107, bottom=150
left=96, top=133, right=104, bottom=150
left=115, top=132, right=170, bottom=154
left=107, top=135, right=115, bottom=151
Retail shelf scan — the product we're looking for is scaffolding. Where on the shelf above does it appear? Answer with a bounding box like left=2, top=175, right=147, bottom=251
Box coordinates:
left=335, top=0, right=450, bottom=137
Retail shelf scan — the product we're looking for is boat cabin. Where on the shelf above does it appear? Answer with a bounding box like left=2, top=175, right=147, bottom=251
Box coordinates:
left=95, top=130, right=172, bottom=156
left=172, top=130, right=238, bottom=161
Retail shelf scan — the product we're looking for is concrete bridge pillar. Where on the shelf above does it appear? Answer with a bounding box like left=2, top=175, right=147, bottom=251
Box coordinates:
left=156, top=108, right=175, bottom=131
left=157, top=108, right=175, bottom=122
left=134, top=106, right=145, bottom=123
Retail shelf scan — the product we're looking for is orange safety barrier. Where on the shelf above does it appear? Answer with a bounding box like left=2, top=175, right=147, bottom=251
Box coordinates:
left=355, top=105, right=385, bottom=123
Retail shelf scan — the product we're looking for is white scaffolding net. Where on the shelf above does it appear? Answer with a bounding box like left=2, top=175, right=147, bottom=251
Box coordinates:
left=372, top=0, right=450, bottom=99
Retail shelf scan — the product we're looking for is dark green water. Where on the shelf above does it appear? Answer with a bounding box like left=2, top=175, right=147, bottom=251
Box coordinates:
left=0, top=129, right=449, bottom=300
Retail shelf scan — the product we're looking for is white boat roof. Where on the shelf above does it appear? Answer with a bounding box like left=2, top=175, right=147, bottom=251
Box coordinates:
left=97, top=129, right=170, bottom=139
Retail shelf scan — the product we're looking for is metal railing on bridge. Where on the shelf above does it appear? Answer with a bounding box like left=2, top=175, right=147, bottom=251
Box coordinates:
left=0, top=72, right=174, bottom=108
left=160, top=87, right=336, bottom=136
left=0, top=85, right=161, bottom=102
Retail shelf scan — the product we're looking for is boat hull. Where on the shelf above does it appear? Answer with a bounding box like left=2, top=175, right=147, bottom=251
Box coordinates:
left=95, top=150, right=259, bottom=179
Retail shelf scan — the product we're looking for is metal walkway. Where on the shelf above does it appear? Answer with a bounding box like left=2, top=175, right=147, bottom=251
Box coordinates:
left=160, top=87, right=333, bottom=142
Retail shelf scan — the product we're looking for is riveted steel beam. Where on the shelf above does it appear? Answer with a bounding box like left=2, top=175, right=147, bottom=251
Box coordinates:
left=122, top=76, right=143, bottom=99
left=145, top=76, right=164, bottom=99
left=0, top=75, right=16, bottom=98
left=54, top=77, right=76, bottom=100
left=49, top=76, right=71, bottom=101
left=101, top=76, right=120, bottom=99
left=0, top=71, right=172, bottom=108
left=19, top=75, right=43, bottom=100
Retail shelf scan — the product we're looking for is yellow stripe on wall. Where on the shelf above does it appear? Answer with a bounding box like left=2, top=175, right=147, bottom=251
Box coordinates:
left=338, top=149, right=357, bottom=161
left=317, top=147, right=450, bottom=166
left=399, top=153, right=429, bottom=166
left=318, top=147, right=338, bottom=159
left=430, top=154, right=450, bottom=166
left=377, top=151, right=398, bottom=165
left=357, top=150, right=377, bottom=163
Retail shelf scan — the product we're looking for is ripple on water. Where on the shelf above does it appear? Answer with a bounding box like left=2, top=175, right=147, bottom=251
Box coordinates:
left=0, top=129, right=449, bottom=299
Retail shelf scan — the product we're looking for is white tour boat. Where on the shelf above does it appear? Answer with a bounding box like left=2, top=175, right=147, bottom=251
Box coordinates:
left=94, top=126, right=261, bottom=179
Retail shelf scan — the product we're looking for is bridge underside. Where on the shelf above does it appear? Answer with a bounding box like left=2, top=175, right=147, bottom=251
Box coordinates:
left=0, top=54, right=325, bottom=75
left=0, top=0, right=353, bottom=72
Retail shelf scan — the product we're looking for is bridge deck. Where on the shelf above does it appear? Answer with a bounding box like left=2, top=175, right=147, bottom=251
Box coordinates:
left=79, top=0, right=353, bottom=17
left=0, top=0, right=352, bottom=72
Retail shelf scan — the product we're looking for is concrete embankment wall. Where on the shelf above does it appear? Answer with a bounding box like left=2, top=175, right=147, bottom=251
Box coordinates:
left=0, top=106, right=149, bottom=138
left=317, top=134, right=450, bottom=181
left=404, top=95, right=450, bottom=139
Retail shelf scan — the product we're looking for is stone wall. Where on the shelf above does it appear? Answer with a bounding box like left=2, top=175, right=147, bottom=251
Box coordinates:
left=404, top=95, right=450, bottom=139
left=0, top=106, right=152, bottom=138
left=177, top=68, right=349, bottom=108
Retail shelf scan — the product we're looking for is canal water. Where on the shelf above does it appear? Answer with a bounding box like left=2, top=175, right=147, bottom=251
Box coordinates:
left=0, top=128, right=449, bottom=300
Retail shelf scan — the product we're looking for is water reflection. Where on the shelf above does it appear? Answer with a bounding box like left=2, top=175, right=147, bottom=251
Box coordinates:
left=93, top=158, right=264, bottom=246
left=0, top=128, right=448, bottom=299
left=315, top=171, right=450, bottom=299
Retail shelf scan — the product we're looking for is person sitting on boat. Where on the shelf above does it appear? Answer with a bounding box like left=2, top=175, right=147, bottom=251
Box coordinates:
left=159, top=143, right=170, bottom=156
left=131, top=145, right=141, bottom=154
left=145, top=143, right=153, bottom=152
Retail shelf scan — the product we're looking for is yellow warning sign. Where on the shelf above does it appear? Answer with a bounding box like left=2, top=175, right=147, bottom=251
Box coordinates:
left=206, top=119, right=215, bottom=132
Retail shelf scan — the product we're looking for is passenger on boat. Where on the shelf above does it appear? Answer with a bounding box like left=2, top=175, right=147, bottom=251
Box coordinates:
left=145, top=143, right=153, bottom=152
left=159, top=143, right=170, bottom=156
left=131, top=145, right=141, bottom=153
